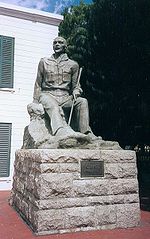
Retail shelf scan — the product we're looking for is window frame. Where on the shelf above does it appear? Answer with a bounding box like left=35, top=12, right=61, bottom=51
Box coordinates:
left=0, top=35, right=15, bottom=88
left=0, top=122, right=12, bottom=177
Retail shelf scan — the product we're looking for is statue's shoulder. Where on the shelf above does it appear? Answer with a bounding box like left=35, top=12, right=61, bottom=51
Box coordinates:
left=39, top=57, right=53, bottom=65
left=67, top=58, right=79, bottom=68
left=38, top=57, right=46, bottom=64
left=40, top=57, right=50, bottom=62
left=63, top=53, right=78, bottom=67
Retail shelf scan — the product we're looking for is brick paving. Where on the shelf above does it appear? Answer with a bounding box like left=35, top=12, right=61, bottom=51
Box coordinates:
left=0, top=191, right=150, bottom=239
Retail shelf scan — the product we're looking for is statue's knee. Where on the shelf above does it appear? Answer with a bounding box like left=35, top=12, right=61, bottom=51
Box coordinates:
left=40, top=95, right=50, bottom=109
left=77, top=97, right=88, bottom=106
left=40, top=94, right=59, bottom=112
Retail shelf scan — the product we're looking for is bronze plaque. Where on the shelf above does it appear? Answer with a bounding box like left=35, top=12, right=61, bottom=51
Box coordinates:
left=81, top=160, right=104, bottom=178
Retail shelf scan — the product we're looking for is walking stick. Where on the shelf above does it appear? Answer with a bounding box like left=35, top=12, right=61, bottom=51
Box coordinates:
left=68, top=67, right=83, bottom=126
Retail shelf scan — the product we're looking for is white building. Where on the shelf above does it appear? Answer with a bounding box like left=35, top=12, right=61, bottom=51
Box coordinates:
left=0, top=2, right=63, bottom=190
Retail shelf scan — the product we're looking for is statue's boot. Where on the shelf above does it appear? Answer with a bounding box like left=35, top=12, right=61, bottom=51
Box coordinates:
left=55, top=126, right=90, bottom=148
left=85, top=131, right=102, bottom=141
left=85, top=131, right=122, bottom=149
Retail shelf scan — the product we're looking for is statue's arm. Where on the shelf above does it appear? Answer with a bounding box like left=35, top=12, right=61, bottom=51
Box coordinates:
left=71, top=62, right=83, bottom=99
left=33, top=59, right=44, bottom=103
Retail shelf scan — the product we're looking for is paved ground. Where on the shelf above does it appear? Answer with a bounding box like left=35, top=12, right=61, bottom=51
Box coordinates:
left=0, top=191, right=150, bottom=239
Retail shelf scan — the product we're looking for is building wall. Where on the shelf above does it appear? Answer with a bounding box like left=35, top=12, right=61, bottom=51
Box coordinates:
left=0, top=3, right=62, bottom=190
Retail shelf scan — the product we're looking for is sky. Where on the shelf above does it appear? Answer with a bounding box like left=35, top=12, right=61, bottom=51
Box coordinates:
left=0, top=0, right=93, bottom=14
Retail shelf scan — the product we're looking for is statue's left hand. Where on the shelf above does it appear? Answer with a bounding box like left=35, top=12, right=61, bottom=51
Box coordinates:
left=73, top=89, right=80, bottom=101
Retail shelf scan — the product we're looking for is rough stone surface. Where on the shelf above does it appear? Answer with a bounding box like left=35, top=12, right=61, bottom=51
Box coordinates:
left=22, top=103, right=121, bottom=150
left=10, top=149, right=140, bottom=235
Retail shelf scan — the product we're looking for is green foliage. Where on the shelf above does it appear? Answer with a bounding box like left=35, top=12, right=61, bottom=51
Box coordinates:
left=90, top=0, right=150, bottom=145
left=59, top=1, right=93, bottom=98
left=59, top=0, right=150, bottom=146
left=59, top=3, right=89, bottom=65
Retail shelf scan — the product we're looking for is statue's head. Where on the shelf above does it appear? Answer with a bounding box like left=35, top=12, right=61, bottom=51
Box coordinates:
left=53, top=36, right=67, bottom=54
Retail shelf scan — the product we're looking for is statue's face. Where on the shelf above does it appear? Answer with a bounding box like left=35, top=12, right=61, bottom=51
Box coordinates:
left=53, top=37, right=67, bottom=54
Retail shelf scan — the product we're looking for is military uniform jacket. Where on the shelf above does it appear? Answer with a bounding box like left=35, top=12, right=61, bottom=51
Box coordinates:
left=33, top=53, right=82, bottom=101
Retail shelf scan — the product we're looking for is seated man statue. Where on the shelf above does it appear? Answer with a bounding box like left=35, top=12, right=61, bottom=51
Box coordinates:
left=32, top=36, right=98, bottom=142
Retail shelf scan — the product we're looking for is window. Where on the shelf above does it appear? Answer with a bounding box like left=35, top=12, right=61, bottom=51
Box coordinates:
left=0, top=35, right=15, bottom=88
left=0, top=123, right=12, bottom=177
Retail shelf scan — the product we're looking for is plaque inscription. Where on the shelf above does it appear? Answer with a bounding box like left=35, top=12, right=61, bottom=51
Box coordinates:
left=81, top=160, right=104, bottom=178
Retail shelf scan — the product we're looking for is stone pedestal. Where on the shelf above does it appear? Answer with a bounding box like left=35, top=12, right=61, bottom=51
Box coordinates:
left=11, top=149, right=140, bottom=235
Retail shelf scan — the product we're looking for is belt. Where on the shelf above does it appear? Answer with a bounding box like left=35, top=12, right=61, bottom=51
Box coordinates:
left=42, top=88, right=69, bottom=96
